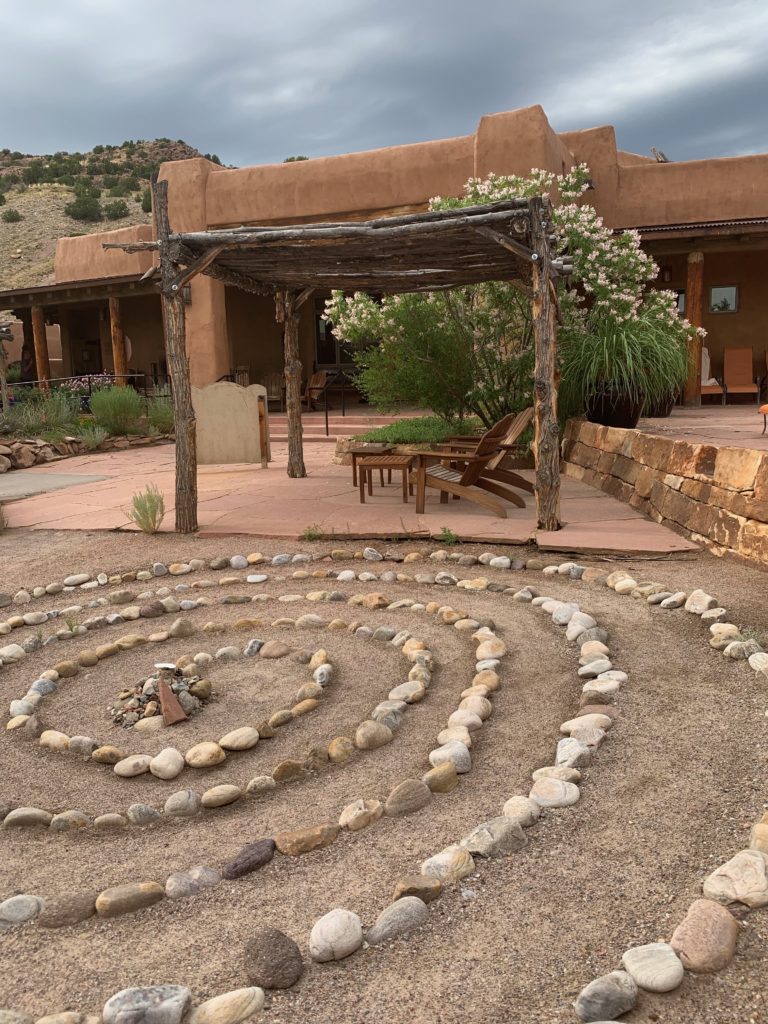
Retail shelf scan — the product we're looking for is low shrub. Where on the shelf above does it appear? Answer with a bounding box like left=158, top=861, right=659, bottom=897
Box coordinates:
left=126, top=483, right=165, bottom=533
left=64, top=195, right=101, bottom=221
left=0, top=391, right=79, bottom=436
left=1, top=208, right=22, bottom=223
left=104, top=199, right=129, bottom=220
left=90, top=386, right=144, bottom=434
left=356, top=416, right=481, bottom=446
left=147, top=397, right=174, bottom=433
left=76, top=423, right=108, bottom=450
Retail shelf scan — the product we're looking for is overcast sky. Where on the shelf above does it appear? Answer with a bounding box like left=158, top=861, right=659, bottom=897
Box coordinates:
left=4, top=0, right=767, bottom=166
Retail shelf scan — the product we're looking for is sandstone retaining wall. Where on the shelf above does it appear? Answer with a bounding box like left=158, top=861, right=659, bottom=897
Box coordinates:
left=562, top=419, right=768, bottom=567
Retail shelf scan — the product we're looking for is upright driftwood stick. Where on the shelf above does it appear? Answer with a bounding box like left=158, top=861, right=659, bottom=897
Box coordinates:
left=529, top=197, right=561, bottom=531
left=31, top=305, right=51, bottom=391
left=154, top=179, right=198, bottom=533
left=108, top=297, right=129, bottom=385
left=683, top=251, right=704, bottom=407
left=275, top=289, right=306, bottom=478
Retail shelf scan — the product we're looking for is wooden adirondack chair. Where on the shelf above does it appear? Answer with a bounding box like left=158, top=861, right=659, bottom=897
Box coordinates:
left=408, top=414, right=523, bottom=518
left=302, top=370, right=330, bottom=410
left=443, top=408, right=534, bottom=496
left=724, top=347, right=760, bottom=404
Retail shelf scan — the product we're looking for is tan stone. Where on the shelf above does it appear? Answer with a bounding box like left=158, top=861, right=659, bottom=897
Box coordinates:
left=384, top=779, right=431, bottom=816
left=274, top=823, right=339, bottom=856
left=39, top=730, right=70, bottom=752
left=292, top=698, right=319, bottom=717
left=355, top=720, right=394, bottom=750
left=95, top=881, right=164, bottom=917
left=360, top=592, right=388, bottom=609
left=327, top=736, right=355, bottom=763
left=309, top=648, right=328, bottom=670
left=272, top=759, right=306, bottom=783
left=670, top=898, right=740, bottom=972
left=91, top=745, right=125, bottom=764
left=219, top=727, right=260, bottom=751
left=422, top=761, right=459, bottom=793
left=268, top=709, right=294, bottom=729
left=201, top=784, right=242, bottom=808
left=338, top=798, right=383, bottom=831
left=714, top=446, right=764, bottom=492
left=392, top=874, right=442, bottom=904
left=185, top=741, right=226, bottom=768
left=76, top=650, right=99, bottom=667
left=53, top=660, right=79, bottom=678
left=421, top=845, right=475, bottom=883
left=703, top=849, right=768, bottom=908
left=750, top=822, right=768, bottom=855
left=472, top=669, right=499, bottom=692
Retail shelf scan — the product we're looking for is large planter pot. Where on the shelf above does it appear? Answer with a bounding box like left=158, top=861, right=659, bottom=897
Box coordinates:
left=586, top=388, right=645, bottom=429
left=643, top=392, right=676, bottom=418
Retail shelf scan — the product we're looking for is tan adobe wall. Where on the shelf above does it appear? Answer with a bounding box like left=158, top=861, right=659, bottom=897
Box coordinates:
left=563, top=418, right=768, bottom=566
left=55, top=224, right=155, bottom=283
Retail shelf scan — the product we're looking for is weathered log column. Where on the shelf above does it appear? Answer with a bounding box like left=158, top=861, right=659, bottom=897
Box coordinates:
left=108, top=297, right=129, bottom=386
left=683, top=250, right=705, bottom=407
left=20, top=312, right=36, bottom=383
left=529, top=197, right=561, bottom=531
left=154, top=179, right=198, bottom=533
left=31, top=305, right=51, bottom=391
left=275, top=288, right=306, bottom=478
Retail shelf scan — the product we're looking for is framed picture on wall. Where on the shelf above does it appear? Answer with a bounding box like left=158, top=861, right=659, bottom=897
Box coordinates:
left=709, top=285, right=738, bottom=313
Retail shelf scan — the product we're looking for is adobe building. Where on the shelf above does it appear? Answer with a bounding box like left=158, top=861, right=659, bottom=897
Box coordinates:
left=1, top=104, right=767, bottom=397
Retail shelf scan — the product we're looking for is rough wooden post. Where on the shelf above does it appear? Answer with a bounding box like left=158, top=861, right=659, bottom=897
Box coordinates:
left=683, top=251, right=705, bottom=407
left=154, top=179, right=198, bottom=533
left=275, top=289, right=306, bottom=478
left=529, top=197, right=561, bottom=531
left=108, top=297, right=129, bottom=386
left=31, top=305, right=51, bottom=391
left=20, top=312, right=36, bottom=383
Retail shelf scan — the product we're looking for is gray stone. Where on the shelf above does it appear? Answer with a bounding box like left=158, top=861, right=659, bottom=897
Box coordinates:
left=164, top=790, right=202, bottom=817
left=243, top=638, right=264, bottom=656
left=102, top=986, right=191, bottom=1024
left=164, top=872, right=200, bottom=900
left=230, top=555, right=248, bottom=569
left=621, top=942, right=684, bottom=993
left=366, top=896, right=429, bottom=945
left=126, top=804, right=161, bottom=826
left=0, top=894, right=42, bottom=923
left=460, top=816, right=526, bottom=857
left=363, top=547, right=383, bottom=560
left=574, top=971, right=638, bottom=1022
left=222, top=839, right=276, bottom=879
left=244, top=927, right=304, bottom=988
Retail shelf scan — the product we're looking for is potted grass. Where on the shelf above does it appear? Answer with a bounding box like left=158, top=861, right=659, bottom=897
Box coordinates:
left=559, top=310, right=689, bottom=430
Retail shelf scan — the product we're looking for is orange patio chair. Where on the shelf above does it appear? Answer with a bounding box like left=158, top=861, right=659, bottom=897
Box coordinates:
left=724, top=347, right=760, bottom=405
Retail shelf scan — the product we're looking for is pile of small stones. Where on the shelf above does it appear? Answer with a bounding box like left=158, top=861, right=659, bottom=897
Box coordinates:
left=110, top=666, right=212, bottom=728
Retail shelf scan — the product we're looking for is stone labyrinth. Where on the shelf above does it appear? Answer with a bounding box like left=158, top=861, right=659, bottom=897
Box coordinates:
left=0, top=546, right=766, bottom=1024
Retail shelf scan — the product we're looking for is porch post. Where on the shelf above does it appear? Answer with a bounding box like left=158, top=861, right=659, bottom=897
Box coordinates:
left=529, top=197, right=561, bottom=531
left=275, top=289, right=306, bottom=478
left=683, top=250, right=705, bottom=406
left=108, top=297, right=129, bottom=386
left=31, top=305, right=51, bottom=391
left=20, top=311, right=37, bottom=382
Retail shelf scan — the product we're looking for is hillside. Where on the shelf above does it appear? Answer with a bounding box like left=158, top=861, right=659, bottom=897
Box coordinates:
left=0, top=139, right=218, bottom=291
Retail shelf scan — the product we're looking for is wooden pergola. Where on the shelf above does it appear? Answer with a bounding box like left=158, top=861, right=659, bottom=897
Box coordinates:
left=106, top=182, right=564, bottom=534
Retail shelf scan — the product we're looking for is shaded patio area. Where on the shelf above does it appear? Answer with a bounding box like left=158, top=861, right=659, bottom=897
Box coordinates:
left=0, top=442, right=698, bottom=556
left=640, top=405, right=768, bottom=451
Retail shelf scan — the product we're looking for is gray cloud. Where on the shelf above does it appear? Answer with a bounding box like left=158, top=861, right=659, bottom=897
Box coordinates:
left=3, top=0, right=767, bottom=166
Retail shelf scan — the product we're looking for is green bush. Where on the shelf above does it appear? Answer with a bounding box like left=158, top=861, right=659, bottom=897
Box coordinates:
left=0, top=193, right=5, bottom=206
left=0, top=391, right=79, bottom=437
left=356, top=416, right=481, bottom=445
left=141, top=187, right=152, bottom=213
left=90, top=386, right=144, bottom=434
left=147, top=397, right=174, bottom=433
left=126, top=483, right=165, bottom=533
left=104, top=199, right=129, bottom=220
left=64, top=195, right=102, bottom=221
left=1, top=208, right=22, bottom=223
left=76, top=423, right=108, bottom=449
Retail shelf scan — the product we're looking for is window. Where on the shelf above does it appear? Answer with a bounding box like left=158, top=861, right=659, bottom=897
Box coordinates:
left=314, top=298, right=361, bottom=369
left=709, top=285, right=738, bottom=313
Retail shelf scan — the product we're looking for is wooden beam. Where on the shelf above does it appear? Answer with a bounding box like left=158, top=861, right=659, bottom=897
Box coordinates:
left=472, top=225, right=537, bottom=264
left=294, top=286, right=315, bottom=310
left=683, top=250, right=705, bottom=407
left=170, top=245, right=227, bottom=292
left=108, top=297, right=129, bottom=386
left=19, top=311, right=36, bottom=383
left=154, top=179, right=198, bottom=533
left=275, top=289, right=306, bottom=478
left=529, top=198, right=561, bottom=532
left=31, top=305, right=51, bottom=391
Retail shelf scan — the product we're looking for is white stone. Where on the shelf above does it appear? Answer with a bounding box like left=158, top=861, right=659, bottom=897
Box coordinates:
left=702, top=849, right=768, bottom=908
left=529, top=777, right=580, bottom=807
left=114, top=754, right=152, bottom=777
left=502, top=795, right=541, bottom=827
left=149, top=748, right=185, bottom=780
left=188, top=988, right=264, bottom=1024
left=309, top=908, right=364, bottom=962
left=429, top=741, right=471, bottom=773
left=621, top=942, right=684, bottom=993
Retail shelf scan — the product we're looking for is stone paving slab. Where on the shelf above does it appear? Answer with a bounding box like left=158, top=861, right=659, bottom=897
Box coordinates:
left=0, top=470, right=108, bottom=501
left=0, top=443, right=698, bottom=555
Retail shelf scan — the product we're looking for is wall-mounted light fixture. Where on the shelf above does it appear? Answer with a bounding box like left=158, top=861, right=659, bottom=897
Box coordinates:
left=661, top=266, right=672, bottom=283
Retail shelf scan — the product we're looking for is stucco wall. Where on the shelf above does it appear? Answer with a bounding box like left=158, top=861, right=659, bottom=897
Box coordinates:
left=55, top=225, right=155, bottom=283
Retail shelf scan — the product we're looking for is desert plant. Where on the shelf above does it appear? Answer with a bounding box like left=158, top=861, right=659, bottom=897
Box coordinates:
left=356, top=416, right=480, bottom=445
left=76, top=423, right=108, bottom=450
left=437, top=526, right=459, bottom=546
left=147, top=397, right=175, bottom=433
left=64, top=195, right=101, bottom=222
left=1, top=208, right=22, bottom=223
left=0, top=504, right=6, bottom=532
left=1, top=391, right=79, bottom=436
left=126, top=483, right=165, bottom=534
left=300, top=523, right=325, bottom=541
left=141, top=187, right=152, bottom=213
left=90, top=386, right=144, bottom=435
left=103, top=199, right=129, bottom=220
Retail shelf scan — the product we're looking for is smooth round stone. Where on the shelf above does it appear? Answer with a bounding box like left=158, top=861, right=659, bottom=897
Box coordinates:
left=437, top=725, right=472, bottom=748
left=296, top=681, right=324, bottom=702
left=574, top=971, right=637, bottom=1021
left=561, top=713, right=613, bottom=734
left=165, top=872, right=201, bottom=900
left=475, top=637, right=506, bottom=660
left=0, top=807, right=49, bottom=831
left=49, top=810, right=91, bottom=832
left=529, top=778, right=580, bottom=807
left=259, top=640, right=291, bottom=658
left=201, top=784, right=242, bottom=808
left=92, top=746, right=125, bottom=765
left=421, top=845, right=475, bottom=883
left=0, top=894, right=42, bottom=923
left=149, top=748, right=185, bottom=780
left=185, top=741, right=226, bottom=768
left=95, top=881, right=165, bottom=918
left=164, top=790, right=203, bottom=817
left=222, top=838, right=276, bottom=879
left=367, top=895, right=429, bottom=945
left=384, top=779, right=432, bottom=816
left=671, top=898, right=740, bottom=972
left=94, top=813, right=128, bottom=829
left=429, top=741, right=471, bottom=774
left=459, top=694, right=492, bottom=720
left=219, top=727, right=260, bottom=751
left=309, top=908, right=363, bottom=962
left=64, top=573, right=90, bottom=587
left=189, top=988, right=265, bottom=1024
left=354, top=720, right=393, bottom=750
left=39, top=729, right=70, bottom=752
left=102, top=986, right=190, bottom=1024
left=126, top=804, right=161, bottom=826
left=114, top=754, right=152, bottom=778
left=532, top=765, right=581, bottom=784
left=621, top=942, right=684, bottom=993
left=134, top=715, right=165, bottom=734
left=244, top=927, right=304, bottom=989
left=37, top=890, right=97, bottom=928
left=472, top=669, right=499, bottom=691
left=502, top=795, right=541, bottom=827
left=338, top=798, right=383, bottom=831
left=388, top=680, right=425, bottom=704
left=447, top=709, right=483, bottom=732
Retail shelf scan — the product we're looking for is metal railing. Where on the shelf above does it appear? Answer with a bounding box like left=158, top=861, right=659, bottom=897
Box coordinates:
left=6, top=373, right=171, bottom=413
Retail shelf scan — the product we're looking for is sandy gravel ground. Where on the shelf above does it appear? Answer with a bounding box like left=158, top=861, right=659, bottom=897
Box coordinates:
left=0, top=530, right=766, bottom=1024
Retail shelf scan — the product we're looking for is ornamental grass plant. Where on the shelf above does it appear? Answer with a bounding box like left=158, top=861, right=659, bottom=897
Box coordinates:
left=90, top=386, right=145, bottom=435
left=126, top=483, right=165, bottom=534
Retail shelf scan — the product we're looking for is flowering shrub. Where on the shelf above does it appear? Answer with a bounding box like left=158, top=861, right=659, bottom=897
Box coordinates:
left=61, top=373, right=115, bottom=394
left=326, top=165, right=700, bottom=424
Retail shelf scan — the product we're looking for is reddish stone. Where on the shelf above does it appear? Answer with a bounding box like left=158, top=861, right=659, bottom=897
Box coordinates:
left=158, top=678, right=188, bottom=726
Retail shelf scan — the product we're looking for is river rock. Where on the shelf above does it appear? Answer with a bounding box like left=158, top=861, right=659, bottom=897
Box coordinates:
left=95, top=881, right=165, bottom=918
left=201, top=784, right=242, bottom=808
left=244, top=927, right=304, bottom=988
left=222, top=839, right=276, bottom=879
left=460, top=816, right=526, bottom=857
left=309, top=908, right=363, bottom=962
left=354, top=720, right=393, bottom=750
left=163, top=790, right=202, bottom=817
left=556, top=737, right=592, bottom=768
left=185, top=741, right=226, bottom=768
left=670, top=898, right=740, bottom=972
left=502, top=795, right=541, bottom=827
left=574, top=970, right=637, bottom=1021
left=259, top=640, right=291, bottom=658
left=126, top=804, right=162, bottom=826
left=429, top=741, right=471, bottom=774
left=422, top=761, right=459, bottom=793
left=384, top=779, right=431, bottom=816
left=529, top=778, right=580, bottom=808
left=3, top=807, right=53, bottom=828
left=102, top=985, right=190, bottom=1024
left=188, top=988, right=264, bottom=1024
left=339, top=798, right=383, bottom=831
left=37, top=891, right=97, bottom=928
left=219, top=727, right=260, bottom=751
left=0, top=894, right=42, bottom=923
left=274, top=823, right=339, bottom=856
left=702, top=849, right=768, bottom=908
left=366, top=896, right=429, bottom=946
left=114, top=754, right=153, bottom=778
left=421, top=845, right=475, bottom=883
left=147, top=747, right=184, bottom=781
left=621, top=942, right=684, bottom=993
left=327, top=736, right=355, bottom=763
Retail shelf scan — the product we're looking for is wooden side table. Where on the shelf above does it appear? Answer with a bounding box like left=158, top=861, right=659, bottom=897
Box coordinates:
left=357, top=454, right=414, bottom=504
left=349, top=443, right=394, bottom=487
